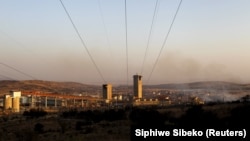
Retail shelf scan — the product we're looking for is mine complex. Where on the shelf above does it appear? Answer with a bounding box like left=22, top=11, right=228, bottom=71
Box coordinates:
left=0, top=74, right=211, bottom=114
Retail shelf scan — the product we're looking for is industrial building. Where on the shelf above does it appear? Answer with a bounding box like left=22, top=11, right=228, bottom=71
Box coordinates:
left=0, top=90, right=102, bottom=114
left=133, top=98, right=160, bottom=106
left=133, top=74, right=143, bottom=99
left=19, top=91, right=99, bottom=109
left=0, top=74, right=180, bottom=114
left=4, top=91, right=21, bottom=112
left=103, top=84, right=112, bottom=101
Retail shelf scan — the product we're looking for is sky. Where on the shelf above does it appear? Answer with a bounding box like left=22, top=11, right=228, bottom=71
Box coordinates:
left=0, top=0, right=250, bottom=85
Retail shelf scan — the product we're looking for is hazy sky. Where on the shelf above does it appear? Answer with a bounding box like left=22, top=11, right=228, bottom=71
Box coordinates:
left=0, top=0, right=250, bottom=85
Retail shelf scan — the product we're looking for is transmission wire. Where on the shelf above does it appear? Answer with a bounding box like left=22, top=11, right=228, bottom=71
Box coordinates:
left=0, top=74, right=16, bottom=80
left=97, top=0, right=113, bottom=59
left=59, top=0, right=106, bottom=83
left=0, top=62, right=37, bottom=80
left=141, top=0, right=159, bottom=75
left=146, top=0, right=183, bottom=83
left=125, top=0, right=129, bottom=91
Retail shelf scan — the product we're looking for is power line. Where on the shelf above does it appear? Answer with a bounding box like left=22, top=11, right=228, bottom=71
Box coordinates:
left=0, top=68, right=21, bottom=80
left=0, top=62, right=37, bottom=80
left=0, top=74, right=15, bottom=80
left=125, top=0, right=129, bottom=89
left=0, top=29, right=34, bottom=53
left=59, top=0, right=106, bottom=83
left=141, top=0, right=159, bottom=75
left=97, top=0, right=113, bottom=59
left=146, top=0, right=183, bottom=83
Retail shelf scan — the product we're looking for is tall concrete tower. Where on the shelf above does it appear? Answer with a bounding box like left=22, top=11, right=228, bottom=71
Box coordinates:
left=133, top=75, right=142, bottom=98
left=103, top=84, right=112, bottom=100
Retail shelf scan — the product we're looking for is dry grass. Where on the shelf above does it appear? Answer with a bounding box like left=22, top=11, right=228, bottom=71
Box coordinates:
left=0, top=115, right=130, bottom=141
left=1, top=102, right=250, bottom=141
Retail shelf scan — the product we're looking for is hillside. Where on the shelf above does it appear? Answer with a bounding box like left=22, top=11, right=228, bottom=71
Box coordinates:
left=1, top=80, right=250, bottom=96
left=145, top=81, right=250, bottom=90
left=0, top=80, right=100, bottom=94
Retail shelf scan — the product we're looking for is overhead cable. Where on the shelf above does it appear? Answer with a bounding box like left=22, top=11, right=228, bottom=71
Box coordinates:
left=59, top=0, right=106, bottom=83
left=125, top=0, right=129, bottom=88
left=141, top=0, right=159, bottom=75
left=146, top=0, right=183, bottom=83
left=0, top=62, right=37, bottom=80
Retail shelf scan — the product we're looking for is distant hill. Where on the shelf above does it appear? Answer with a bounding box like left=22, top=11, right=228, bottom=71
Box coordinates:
left=0, top=80, right=100, bottom=94
left=1, top=80, right=250, bottom=96
left=145, top=81, right=250, bottom=90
